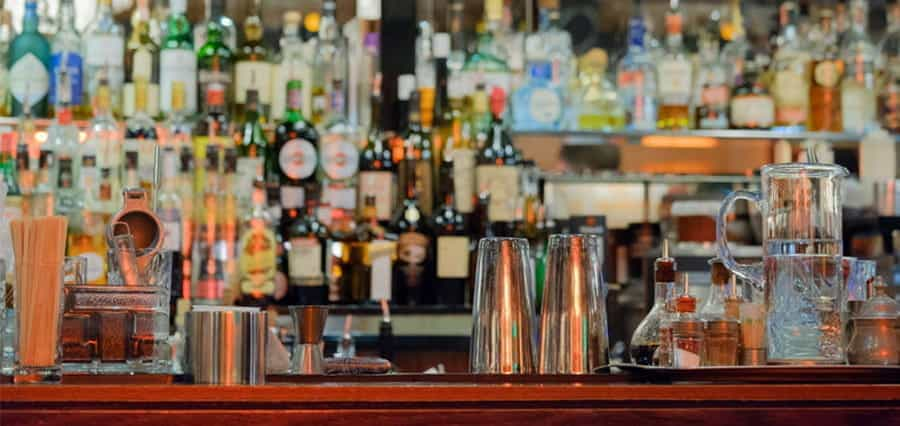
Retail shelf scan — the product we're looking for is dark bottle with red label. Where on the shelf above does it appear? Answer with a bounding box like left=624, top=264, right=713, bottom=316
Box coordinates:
left=274, top=79, right=320, bottom=235
left=390, top=161, right=433, bottom=306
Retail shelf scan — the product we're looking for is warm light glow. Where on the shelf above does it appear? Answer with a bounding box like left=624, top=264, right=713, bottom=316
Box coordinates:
left=34, top=131, right=47, bottom=143
left=640, top=136, right=720, bottom=149
left=78, top=131, right=87, bottom=143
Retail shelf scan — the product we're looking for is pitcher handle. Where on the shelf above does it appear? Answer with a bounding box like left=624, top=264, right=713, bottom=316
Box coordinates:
left=716, top=190, right=765, bottom=291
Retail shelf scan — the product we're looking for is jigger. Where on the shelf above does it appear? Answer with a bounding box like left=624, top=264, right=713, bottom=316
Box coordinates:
left=469, top=238, right=536, bottom=374
left=290, top=306, right=329, bottom=374
left=539, top=234, right=608, bottom=374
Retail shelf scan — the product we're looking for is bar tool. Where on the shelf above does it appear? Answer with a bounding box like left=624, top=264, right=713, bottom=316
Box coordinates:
left=109, top=188, right=164, bottom=274
left=186, top=306, right=267, bottom=384
left=289, top=305, right=328, bottom=375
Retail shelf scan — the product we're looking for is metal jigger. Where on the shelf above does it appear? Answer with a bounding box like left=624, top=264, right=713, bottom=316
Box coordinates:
left=539, top=234, right=608, bottom=374
left=469, top=238, right=537, bottom=374
left=289, top=306, right=329, bottom=375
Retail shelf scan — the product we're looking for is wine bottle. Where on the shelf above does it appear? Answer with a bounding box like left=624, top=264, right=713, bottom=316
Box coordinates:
left=358, top=74, right=395, bottom=224
left=391, top=162, right=433, bottom=305
left=475, top=87, right=520, bottom=237
left=284, top=199, right=329, bottom=305
left=432, top=153, right=469, bottom=306
left=274, top=79, right=320, bottom=230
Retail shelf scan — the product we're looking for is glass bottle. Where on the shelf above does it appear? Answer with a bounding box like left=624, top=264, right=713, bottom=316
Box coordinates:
left=432, top=152, right=468, bottom=306
left=83, top=0, right=125, bottom=118
left=156, top=146, right=183, bottom=267
left=446, top=0, right=467, bottom=79
left=463, top=0, right=511, bottom=97
left=809, top=8, right=843, bottom=132
left=397, top=92, right=434, bottom=218
left=574, top=48, right=625, bottom=131
left=617, top=14, right=657, bottom=130
left=629, top=240, right=676, bottom=365
left=358, top=76, right=396, bottom=224
left=879, top=3, right=900, bottom=132
left=729, top=53, right=775, bottom=129
left=192, top=145, right=224, bottom=305
left=234, top=0, right=271, bottom=123
left=233, top=88, right=268, bottom=214
left=446, top=77, right=476, bottom=216
left=391, top=162, right=432, bottom=306
left=193, top=0, right=236, bottom=51
left=124, top=6, right=159, bottom=119
left=274, top=79, right=320, bottom=233
left=310, top=0, right=347, bottom=128
left=284, top=199, right=329, bottom=305
left=339, top=195, right=386, bottom=304
left=672, top=276, right=704, bottom=369
left=160, top=0, right=197, bottom=117
left=196, top=20, right=233, bottom=134
left=49, top=0, right=86, bottom=120
left=699, top=258, right=732, bottom=321
left=272, top=11, right=306, bottom=123
left=123, top=80, right=159, bottom=197
left=36, top=0, right=54, bottom=39
left=840, top=0, right=877, bottom=132
left=656, top=0, right=692, bottom=130
left=512, top=42, right=564, bottom=131
left=235, top=182, right=278, bottom=308
left=476, top=88, right=520, bottom=237
left=770, top=1, right=810, bottom=130
left=0, top=7, right=13, bottom=118
left=8, top=0, right=51, bottom=118
left=532, top=0, right=575, bottom=88
left=694, top=20, right=730, bottom=130
left=720, top=0, right=750, bottom=93
left=320, top=75, right=360, bottom=219
left=46, top=68, right=80, bottom=217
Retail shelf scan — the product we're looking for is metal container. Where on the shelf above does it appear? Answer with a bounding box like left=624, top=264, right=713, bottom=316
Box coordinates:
left=289, top=305, right=328, bottom=375
left=186, top=307, right=267, bottom=384
left=539, top=234, right=608, bottom=374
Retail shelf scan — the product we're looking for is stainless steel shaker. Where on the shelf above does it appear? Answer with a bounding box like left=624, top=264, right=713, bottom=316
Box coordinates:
left=186, top=306, right=267, bottom=384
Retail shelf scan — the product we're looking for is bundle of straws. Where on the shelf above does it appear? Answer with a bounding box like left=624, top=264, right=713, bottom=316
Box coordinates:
left=10, top=216, right=68, bottom=367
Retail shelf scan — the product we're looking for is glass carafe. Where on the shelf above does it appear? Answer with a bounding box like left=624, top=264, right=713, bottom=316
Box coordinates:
left=716, top=163, right=848, bottom=364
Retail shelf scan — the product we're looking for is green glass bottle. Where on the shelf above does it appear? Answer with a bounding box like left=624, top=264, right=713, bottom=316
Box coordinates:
left=160, top=0, right=197, bottom=117
left=8, top=0, right=51, bottom=117
left=237, top=89, right=269, bottom=211
left=197, top=21, right=233, bottom=128
left=234, top=0, right=271, bottom=122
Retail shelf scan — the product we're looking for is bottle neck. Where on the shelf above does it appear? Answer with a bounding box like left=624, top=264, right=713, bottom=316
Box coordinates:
left=60, top=0, right=76, bottom=31
left=23, top=1, right=38, bottom=33
left=284, top=83, right=305, bottom=122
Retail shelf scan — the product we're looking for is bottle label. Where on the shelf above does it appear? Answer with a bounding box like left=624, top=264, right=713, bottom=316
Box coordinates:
left=85, top=35, right=125, bottom=67
left=674, top=347, right=701, bottom=368
left=814, top=61, right=840, bottom=88
left=841, top=82, right=876, bottom=132
left=370, top=239, right=392, bottom=301
left=358, top=171, right=394, bottom=220
left=321, top=135, right=360, bottom=180
left=123, top=82, right=160, bottom=117
left=279, top=138, right=317, bottom=180
left=657, top=58, right=692, bottom=104
left=528, top=87, right=562, bottom=124
left=80, top=155, right=98, bottom=196
left=451, top=148, right=476, bottom=213
left=323, top=183, right=357, bottom=210
left=160, top=49, right=198, bottom=113
left=397, top=231, right=429, bottom=289
left=288, top=237, right=323, bottom=284
left=57, top=157, right=74, bottom=189
left=199, top=70, right=231, bottom=106
left=236, top=157, right=263, bottom=194
left=159, top=209, right=182, bottom=252
left=10, top=53, right=49, bottom=108
left=437, top=236, right=469, bottom=278
left=238, top=225, right=277, bottom=296
left=132, top=47, right=154, bottom=82
left=476, top=165, right=520, bottom=222
left=700, top=85, right=729, bottom=107
left=123, top=139, right=158, bottom=188
left=773, top=70, right=808, bottom=124
left=50, top=51, right=83, bottom=106
left=280, top=185, right=305, bottom=209
left=414, top=160, right=433, bottom=216
left=235, top=61, right=273, bottom=104
left=730, top=95, right=774, bottom=128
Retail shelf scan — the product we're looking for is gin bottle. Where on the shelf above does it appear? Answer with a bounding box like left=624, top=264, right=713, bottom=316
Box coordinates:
left=617, top=14, right=657, bottom=130
left=50, top=0, right=86, bottom=120
left=841, top=0, right=877, bottom=132
left=8, top=0, right=51, bottom=117
left=83, top=0, right=125, bottom=118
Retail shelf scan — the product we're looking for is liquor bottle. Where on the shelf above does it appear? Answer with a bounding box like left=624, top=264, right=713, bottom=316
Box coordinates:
left=235, top=181, right=278, bottom=308
left=809, top=7, right=843, bottom=132
left=729, top=53, right=774, bottom=129
left=160, top=0, right=197, bottom=117
left=177, top=143, right=194, bottom=298
left=320, top=74, right=360, bottom=217
left=338, top=195, right=387, bottom=304
left=397, top=92, right=433, bottom=218
left=533, top=0, right=575, bottom=87
left=234, top=0, right=272, bottom=123
left=237, top=89, right=269, bottom=212
left=83, top=0, right=125, bottom=118
left=192, top=144, right=224, bottom=305
left=693, top=20, right=730, bottom=130
left=8, top=0, right=51, bottom=118
left=840, top=0, right=877, bottom=132
left=446, top=0, right=467, bottom=78
left=699, top=258, right=732, bottom=321
left=720, top=0, right=750, bottom=90
left=197, top=21, right=233, bottom=135
left=49, top=0, right=86, bottom=120
left=36, top=0, right=54, bottom=38
left=629, top=241, right=676, bottom=365
left=302, top=12, right=320, bottom=116
left=463, top=0, right=511, bottom=96
left=123, top=81, right=159, bottom=197
left=194, top=0, right=237, bottom=51
left=512, top=39, right=564, bottom=131
left=46, top=68, right=80, bottom=216
left=358, top=74, right=396, bottom=223
left=617, top=13, right=657, bottom=130
left=0, top=135, right=17, bottom=199
left=274, top=79, right=320, bottom=229
left=879, top=3, right=900, bottom=132
left=310, top=0, right=347, bottom=128
left=221, top=147, right=240, bottom=302
left=476, top=88, right=520, bottom=237
left=469, top=84, right=492, bottom=147
left=391, top=74, right=416, bottom=165
left=432, top=154, right=468, bottom=306
left=770, top=1, right=810, bottom=130
left=284, top=199, right=329, bottom=305
left=271, top=11, right=306, bottom=123
left=355, top=0, right=381, bottom=130
left=0, top=7, right=13, bottom=118
left=446, top=78, right=476, bottom=215
left=391, top=163, right=432, bottom=306
left=124, top=6, right=160, bottom=119
left=156, top=146, right=183, bottom=276
left=656, top=0, right=692, bottom=130
left=416, top=87, right=436, bottom=216
left=574, top=49, right=625, bottom=131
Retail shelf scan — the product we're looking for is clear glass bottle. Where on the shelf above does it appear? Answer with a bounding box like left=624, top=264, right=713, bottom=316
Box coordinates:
left=656, top=0, right=692, bottom=130
left=693, top=20, right=730, bottom=130
left=156, top=146, right=183, bottom=259
left=192, top=145, right=225, bottom=305
left=672, top=276, right=704, bottom=369
left=160, top=0, right=197, bottom=117
left=8, top=0, right=51, bottom=118
left=83, top=0, right=125, bottom=118
left=530, top=0, right=574, bottom=88
left=841, top=0, right=877, bottom=132
left=319, top=56, right=360, bottom=219
left=46, top=68, right=81, bottom=217
left=310, top=0, right=347, bottom=128
left=50, top=0, right=87, bottom=120
left=720, top=0, right=750, bottom=92
left=271, top=11, right=306, bottom=123
left=617, top=14, right=657, bottom=130
left=809, top=8, right=843, bottom=132
left=770, top=1, right=810, bottom=130
left=235, top=182, right=278, bottom=308
left=123, top=80, right=159, bottom=197
left=236, top=89, right=269, bottom=213
left=234, top=0, right=272, bottom=123
left=124, top=5, right=159, bottom=119
left=879, top=3, right=900, bottom=132
left=463, top=0, right=511, bottom=97
left=574, top=49, right=625, bottom=131
left=630, top=241, right=676, bottom=365
left=700, top=258, right=731, bottom=321
left=512, top=41, right=564, bottom=131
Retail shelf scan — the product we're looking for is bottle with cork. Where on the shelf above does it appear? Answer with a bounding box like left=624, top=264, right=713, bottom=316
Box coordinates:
left=629, top=240, right=677, bottom=365
left=672, top=275, right=705, bottom=368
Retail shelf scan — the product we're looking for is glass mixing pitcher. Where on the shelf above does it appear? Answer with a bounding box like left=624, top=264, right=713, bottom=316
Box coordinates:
left=716, top=163, right=849, bottom=364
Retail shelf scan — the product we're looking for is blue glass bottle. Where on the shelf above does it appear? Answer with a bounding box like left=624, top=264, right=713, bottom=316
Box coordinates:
left=616, top=16, right=657, bottom=130
left=512, top=61, right=563, bottom=131
left=8, top=0, right=51, bottom=117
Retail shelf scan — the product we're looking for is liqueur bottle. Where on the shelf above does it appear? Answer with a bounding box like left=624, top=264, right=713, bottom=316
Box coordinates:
left=476, top=88, right=520, bottom=237
left=729, top=53, right=774, bottom=129
left=8, top=0, right=51, bottom=117
left=809, top=8, right=843, bottom=132
left=391, top=164, right=432, bottom=306
left=840, top=0, right=877, bottom=132
left=284, top=199, right=329, bottom=305
left=693, top=21, right=730, bottom=130
left=237, top=89, right=270, bottom=211
left=235, top=182, right=278, bottom=308
left=159, top=0, right=197, bottom=117
left=274, top=79, right=320, bottom=232
left=656, top=0, right=692, bottom=130
left=123, top=5, right=159, bottom=119
left=234, top=0, right=272, bottom=122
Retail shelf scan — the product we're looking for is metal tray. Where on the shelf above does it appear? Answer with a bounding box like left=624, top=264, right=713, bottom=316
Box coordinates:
left=614, top=363, right=900, bottom=383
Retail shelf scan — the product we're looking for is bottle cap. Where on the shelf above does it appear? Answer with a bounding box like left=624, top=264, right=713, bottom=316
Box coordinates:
left=397, top=74, right=416, bottom=100
left=305, top=12, right=320, bottom=33
left=284, top=10, right=302, bottom=26
left=654, top=240, right=676, bottom=283
left=433, top=33, right=451, bottom=58
left=675, top=275, right=696, bottom=313
left=489, top=87, right=506, bottom=117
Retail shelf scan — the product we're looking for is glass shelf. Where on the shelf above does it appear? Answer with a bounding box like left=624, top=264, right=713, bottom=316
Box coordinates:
left=513, top=129, right=898, bottom=145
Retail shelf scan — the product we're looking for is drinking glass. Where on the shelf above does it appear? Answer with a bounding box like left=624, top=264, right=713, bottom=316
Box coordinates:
left=470, top=238, right=536, bottom=374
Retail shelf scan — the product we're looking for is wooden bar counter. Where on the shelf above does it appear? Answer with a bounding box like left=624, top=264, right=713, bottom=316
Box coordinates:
left=3, top=376, right=900, bottom=425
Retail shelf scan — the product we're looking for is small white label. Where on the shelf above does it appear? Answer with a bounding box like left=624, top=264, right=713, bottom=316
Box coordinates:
left=730, top=95, right=775, bottom=128
left=321, top=136, right=360, bottom=180
left=160, top=49, right=198, bottom=113
left=358, top=171, right=394, bottom=220
left=370, top=240, right=392, bottom=301
left=674, top=348, right=701, bottom=368
left=279, top=139, right=317, bottom=180
left=9, top=54, right=49, bottom=107
left=235, top=61, right=274, bottom=104
left=528, top=87, right=562, bottom=124
left=280, top=186, right=306, bottom=209
left=236, top=157, right=263, bottom=193
left=356, top=0, right=381, bottom=19
left=437, top=236, right=470, bottom=278
left=85, top=35, right=125, bottom=66
left=476, top=165, right=520, bottom=222
left=658, top=58, right=692, bottom=104
left=452, top=149, right=476, bottom=213
left=288, top=238, right=323, bottom=282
